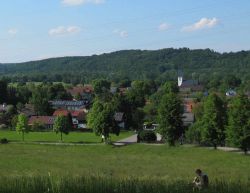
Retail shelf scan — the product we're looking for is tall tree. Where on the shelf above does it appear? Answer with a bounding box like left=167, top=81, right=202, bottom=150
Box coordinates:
left=158, top=93, right=183, bottom=146
left=226, top=94, right=250, bottom=154
left=87, top=99, right=118, bottom=142
left=30, top=86, right=52, bottom=115
left=16, top=114, right=29, bottom=141
left=201, top=93, right=227, bottom=149
left=0, top=79, right=7, bottom=104
left=53, top=115, right=71, bottom=141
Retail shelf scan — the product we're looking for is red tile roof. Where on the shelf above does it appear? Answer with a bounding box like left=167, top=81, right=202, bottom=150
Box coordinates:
left=28, top=116, right=55, bottom=125
left=53, top=109, right=70, bottom=116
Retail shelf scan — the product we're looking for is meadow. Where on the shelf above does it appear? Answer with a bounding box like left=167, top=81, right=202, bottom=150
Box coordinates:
left=0, top=131, right=250, bottom=193
left=0, top=130, right=133, bottom=143
left=0, top=143, right=249, bottom=193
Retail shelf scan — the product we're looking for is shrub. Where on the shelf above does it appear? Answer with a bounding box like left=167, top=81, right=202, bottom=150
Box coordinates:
left=0, top=138, right=8, bottom=144
left=138, top=130, right=157, bottom=143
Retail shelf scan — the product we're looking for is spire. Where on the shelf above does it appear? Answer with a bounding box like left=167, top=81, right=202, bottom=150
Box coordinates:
left=177, top=69, right=183, bottom=87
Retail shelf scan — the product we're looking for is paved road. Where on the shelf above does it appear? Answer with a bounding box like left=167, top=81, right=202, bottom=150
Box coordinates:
left=113, top=134, right=138, bottom=146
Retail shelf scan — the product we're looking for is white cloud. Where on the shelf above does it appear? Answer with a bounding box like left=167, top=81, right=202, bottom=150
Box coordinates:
left=8, top=29, right=18, bottom=35
left=119, top=31, right=128, bottom=38
left=182, top=17, right=219, bottom=32
left=158, top=23, right=170, bottom=31
left=113, top=29, right=128, bottom=38
left=49, top=26, right=81, bottom=36
left=62, top=0, right=105, bottom=6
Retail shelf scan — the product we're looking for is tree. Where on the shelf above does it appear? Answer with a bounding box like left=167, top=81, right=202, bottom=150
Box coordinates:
left=226, top=94, right=250, bottom=154
left=30, top=86, right=52, bottom=115
left=162, top=82, right=179, bottom=94
left=16, top=114, right=29, bottom=141
left=53, top=115, right=71, bottom=141
left=158, top=93, right=183, bottom=146
left=87, top=99, right=119, bottom=142
left=201, top=93, right=227, bottom=149
left=92, top=79, right=111, bottom=99
left=0, top=79, right=7, bottom=104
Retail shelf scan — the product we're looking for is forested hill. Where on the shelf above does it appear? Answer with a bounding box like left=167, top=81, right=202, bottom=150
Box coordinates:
left=0, top=48, right=250, bottom=83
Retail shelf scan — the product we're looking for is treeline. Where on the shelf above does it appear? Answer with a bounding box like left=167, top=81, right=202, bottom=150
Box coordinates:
left=186, top=93, right=250, bottom=154
left=0, top=80, right=72, bottom=128
left=0, top=48, right=250, bottom=90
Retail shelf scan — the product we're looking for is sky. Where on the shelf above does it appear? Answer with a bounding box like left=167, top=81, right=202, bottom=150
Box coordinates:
left=0, top=0, right=250, bottom=63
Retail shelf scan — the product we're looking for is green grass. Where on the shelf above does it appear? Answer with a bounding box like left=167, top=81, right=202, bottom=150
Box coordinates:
left=0, top=143, right=249, bottom=192
left=0, top=144, right=249, bottom=182
left=0, top=176, right=249, bottom=193
left=0, top=130, right=133, bottom=143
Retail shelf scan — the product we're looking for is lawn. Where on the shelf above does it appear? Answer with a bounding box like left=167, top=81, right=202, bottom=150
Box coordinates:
left=0, top=130, right=134, bottom=143
left=0, top=143, right=249, bottom=183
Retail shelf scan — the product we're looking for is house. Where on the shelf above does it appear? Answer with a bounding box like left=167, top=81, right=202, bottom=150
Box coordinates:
left=178, top=74, right=204, bottom=93
left=182, top=113, right=195, bottom=127
left=50, top=100, right=86, bottom=111
left=28, top=116, right=55, bottom=130
left=114, top=112, right=126, bottom=129
left=53, top=109, right=86, bottom=129
left=183, top=98, right=196, bottom=113
left=226, top=89, right=237, bottom=97
left=182, top=98, right=196, bottom=127
left=17, top=104, right=36, bottom=117
left=67, top=85, right=93, bottom=101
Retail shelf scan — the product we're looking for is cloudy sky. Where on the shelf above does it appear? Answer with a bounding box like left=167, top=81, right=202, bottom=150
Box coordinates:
left=0, top=0, right=250, bottom=63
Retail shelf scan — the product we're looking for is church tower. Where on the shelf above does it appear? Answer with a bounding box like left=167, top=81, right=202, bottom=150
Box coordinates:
left=177, top=70, right=183, bottom=87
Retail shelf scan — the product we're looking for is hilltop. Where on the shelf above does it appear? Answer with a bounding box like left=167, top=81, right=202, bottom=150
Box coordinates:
left=0, top=48, right=250, bottom=83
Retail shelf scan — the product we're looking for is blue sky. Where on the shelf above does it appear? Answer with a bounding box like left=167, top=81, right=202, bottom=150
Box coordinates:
left=0, top=0, right=250, bottom=63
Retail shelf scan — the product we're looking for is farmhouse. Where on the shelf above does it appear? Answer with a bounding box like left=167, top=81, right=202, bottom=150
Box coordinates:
left=67, top=85, right=93, bottom=101
left=53, top=109, right=86, bottom=129
left=28, top=116, right=55, bottom=129
left=17, top=104, right=36, bottom=117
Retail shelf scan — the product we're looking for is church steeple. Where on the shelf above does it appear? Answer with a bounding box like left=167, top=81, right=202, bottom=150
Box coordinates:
left=177, top=70, right=183, bottom=87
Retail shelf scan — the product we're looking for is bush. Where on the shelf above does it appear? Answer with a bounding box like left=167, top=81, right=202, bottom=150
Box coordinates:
left=0, top=138, right=8, bottom=144
left=138, top=130, right=157, bottom=143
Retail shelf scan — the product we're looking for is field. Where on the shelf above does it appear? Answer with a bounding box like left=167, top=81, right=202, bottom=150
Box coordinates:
left=0, top=143, right=249, bottom=179
left=0, top=131, right=133, bottom=143
left=0, top=133, right=249, bottom=193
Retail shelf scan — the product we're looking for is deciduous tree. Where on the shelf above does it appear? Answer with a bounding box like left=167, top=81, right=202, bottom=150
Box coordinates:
left=226, top=94, right=250, bottom=154
left=16, top=114, right=29, bottom=141
left=158, top=93, right=183, bottom=146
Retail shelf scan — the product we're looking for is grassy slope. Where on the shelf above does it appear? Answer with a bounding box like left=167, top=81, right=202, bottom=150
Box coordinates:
left=0, top=143, right=249, bottom=182
left=0, top=131, right=133, bottom=143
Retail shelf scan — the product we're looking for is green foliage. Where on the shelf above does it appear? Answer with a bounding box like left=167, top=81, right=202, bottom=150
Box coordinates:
left=158, top=93, right=183, bottom=146
left=201, top=94, right=227, bottom=148
left=0, top=176, right=249, bottom=193
left=87, top=99, right=119, bottom=141
left=0, top=138, right=8, bottom=144
left=226, top=94, right=250, bottom=154
left=93, top=79, right=111, bottom=93
left=30, top=85, right=53, bottom=115
left=162, top=81, right=179, bottom=94
left=0, top=79, right=7, bottom=103
left=53, top=115, right=71, bottom=141
left=16, top=114, right=29, bottom=141
left=137, top=130, right=157, bottom=143
left=185, top=121, right=202, bottom=144
left=1, top=49, right=249, bottom=88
